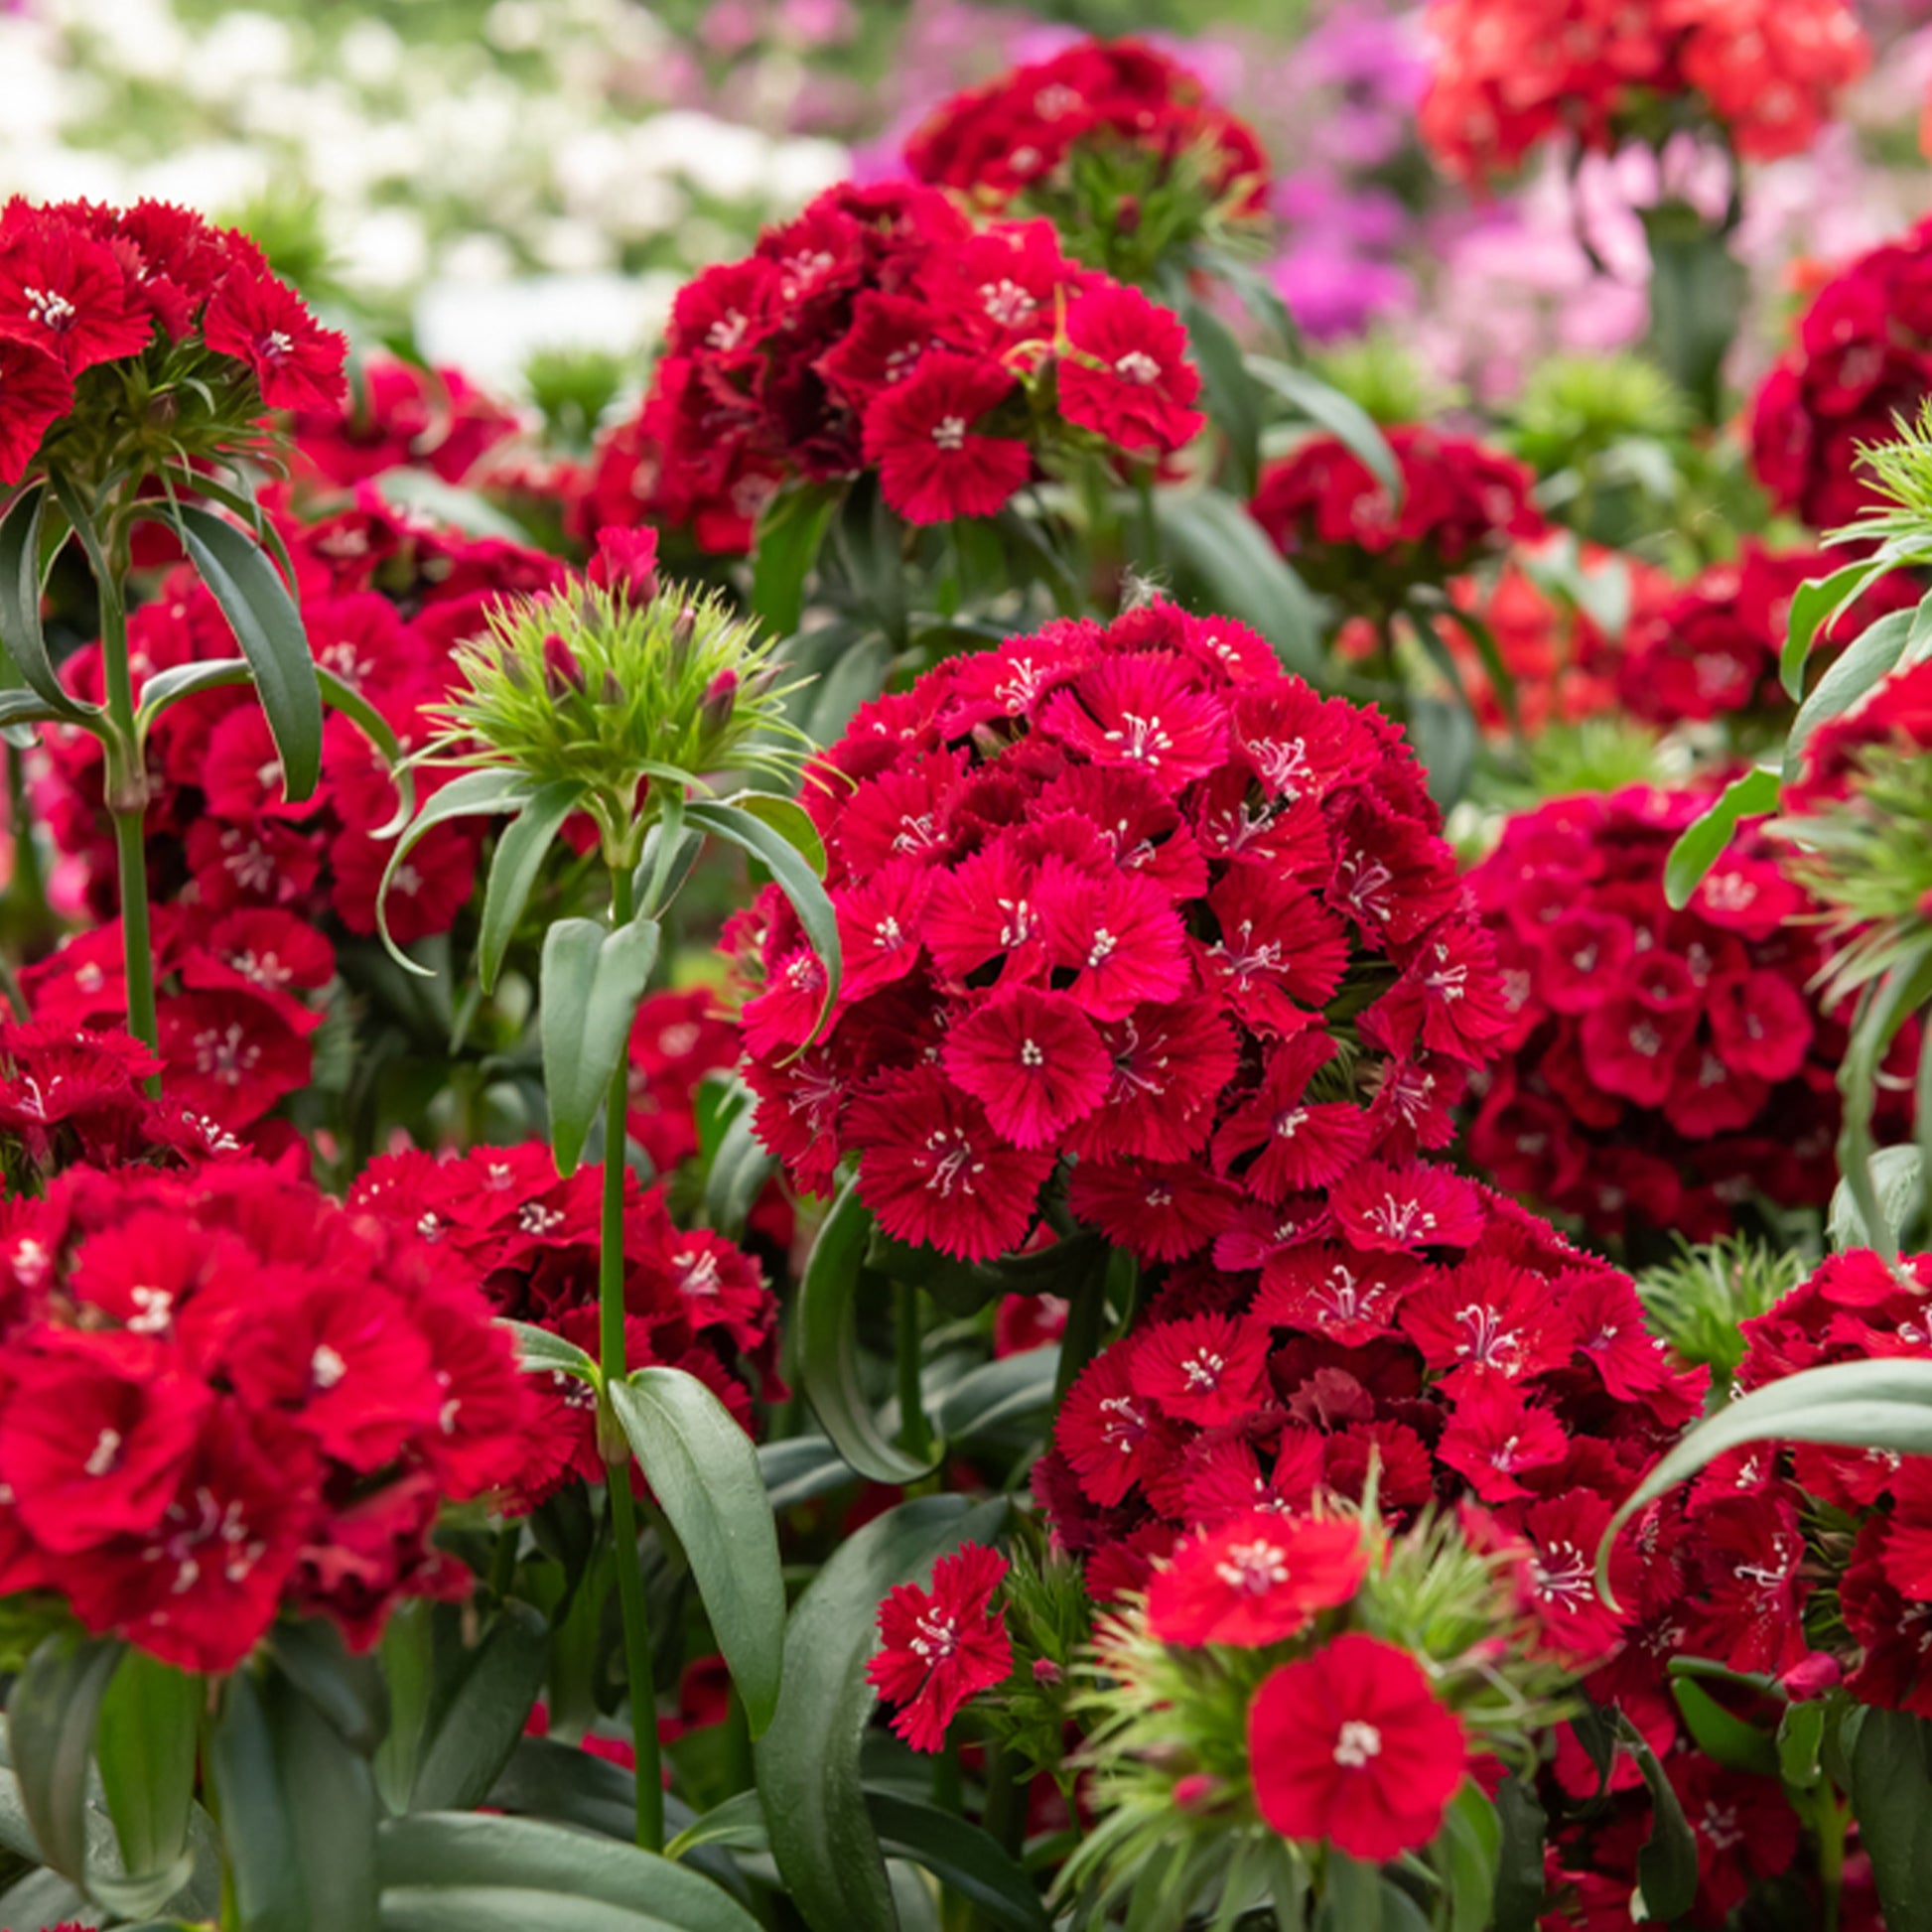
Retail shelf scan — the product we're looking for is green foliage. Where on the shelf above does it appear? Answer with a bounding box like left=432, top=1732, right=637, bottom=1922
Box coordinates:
left=1311, top=334, right=1447, bottom=428
left=1637, top=1236, right=1810, bottom=1390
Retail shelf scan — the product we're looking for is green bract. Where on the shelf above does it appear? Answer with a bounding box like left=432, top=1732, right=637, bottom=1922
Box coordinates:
left=424, top=582, right=805, bottom=870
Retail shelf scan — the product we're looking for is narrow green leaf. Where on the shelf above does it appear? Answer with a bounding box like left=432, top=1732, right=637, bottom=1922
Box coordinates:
left=753, top=483, right=842, bottom=640
left=0, top=482, right=86, bottom=719
left=867, top=1790, right=1048, bottom=1932
left=377, top=767, right=535, bottom=972
left=799, top=1178, right=941, bottom=1486
left=207, top=1671, right=303, bottom=1932
left=1440, top=1784, right=1499, bottom=1932
left=759, top=1435, right=859, bottom=1513
left=1405, top=693, right=1478, bottom=813
left=539, top=914, right=662, bottom=1176
left=1317, top=1854, right=1381, bottom=1932
left=134, top=658, right=254, bottom=725
left=755, top=1495, right=1008, bottom=1932
left=931, top=1346, right=1057, bottom=1445
left=726, top=790, right=827, bottom=879
left=1787, top=609, right=1916, bottom=776
left=1622, top=1722, right=1697, bottom=1923
left=1849, top=1708, right=1932, bottom=1932
left=1782, top=561, right=1884, bottom=698
left=610, top=1365, right=787, bottom=1736
left=271, top=1669, right=382, bottom=1932
left=1663, top=766, right=1780, bottom=910
left=504, top=1319, right=601, bottom=1383
left=1178, top=294, right=1261, bottom=496
left=410, top=1601, right=549, bottom=1813
left=95, top=1652, right=200, bottom=1886
left=1777, top=1700, right=1826, bottom=1791
left=265, top=1619, right=389, bottom=1755
left=6, top=1632, right=122, bottom=1881
left=686, top=801, right=840, bottom=1040
left=1490, top=1777, right=1547, bottom=1932
left=478, top=778, right=587, bottom=993
left=1151, top=490, right=1323, bottom=683
left=173, top=501, right=323, bottom=804
left=699, top=1083, right=776, bottom=1240
left=1670, top=1676, right=1778, bottom=1776
left=485, top=1736, right=637, bottom=1843
left=378, top=1812, right=763, bottom=1932
left=666, top=1789, right=771, bottom=1861
left=1247, top=358, right=1401, bottom=503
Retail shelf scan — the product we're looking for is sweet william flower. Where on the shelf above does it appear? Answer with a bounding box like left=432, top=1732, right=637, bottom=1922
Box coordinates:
left=200, top=263, right=348, bottom=411
left=1147, top=1510, right=1366, bottom=1647
left=1057, top=284, right=1202, bottom=457
left=1248, top=1632, right=1466, bottom=1861
left=860, top=352, right=1033, bottom=524
left=0, top=207, right=153, bottom=372
left=867, top=1542, right=1012, bottom=1752
left=0, top=336, right=73, bottom=483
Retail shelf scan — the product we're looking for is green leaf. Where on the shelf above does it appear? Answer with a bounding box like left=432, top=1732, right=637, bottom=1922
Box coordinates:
left=478, top=778, right=587, bottom=994
left=378, top=1812, right=763, bottom=1932
left=1670, top=1675, right=1778, bottom=1776
left=6, top=1631, right=122, bottom=1881
left=759, top=1435, right=859, bottom=1512
left=799, top=1178, right=941, bottom=1486
left=1849, top=1708, right=1932, bottom=1932
left=931, top=1346, right=1057, bottom=1445
left=410, top=1600, right=549, bottom=1813
left=867, top=1791, right=1048, bottom=1932
left=1439, top=1784, right=1499, bottom=1932
left=1782, top=561, right=1885, bottom=698
left=1490, top=1776, right=1546, bottom=1932
left=667, top=1788, right=771, bottom=1860
left=1604, top=1359, right=1932, bottom=1581
left=134, top=658, right=254, bottom=726
left=610, top=1365, right=786, bottom=1737
left=374, top=469, right=538, bottom=545
left=727, top=790, right=827, bottom=879
left=265, top=1619, right=389, bottom=1755
left=95, top=1653, right=200, bottom=1887
left=1831, top=1145, right=1925, bottom=1256
left=1777, top=1700, right=1825, bottom=1791
left=0, top=481, right=86, bottom=720
left=271, top=1667, right=382, bottom=1932
left=1788, top=609, right=1917, bottom=777
left=1317, top=1853, right=1382, bottom=1932
left=1179, top=295, right=1261, bottom=496
left=1639, top=202, right=1745, bottom=425
left=685, top=800, right=841, bottom=1041
left=377, top=767, right=536, bottom=972
left=1405, top=693, right=1477, bottom=812
left=1663, top=766, right=1780, bottom=910
left=206, top=1671, right=310, bottom=1932
left=698, top=1083, right=775, bottom=1241
left=753, top=482, right=842, bottom=640
left=539, top=914, right=662, bottom=1176
left=485, top=1736, right=637, bottom=1843
left=173, top=501, right=324, bottom=804
left=504, top=1319, right=601, bottom=1383
left=1622, top=1721, right=1698, bottom=1923
left=755, top=1494, right=1008, bottom=1932
left=1248, top=358, right=1401, bottom=503
left=1151, top=489, right=1323, bottom=682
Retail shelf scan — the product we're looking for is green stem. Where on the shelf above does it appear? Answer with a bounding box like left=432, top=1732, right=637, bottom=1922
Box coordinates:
left=897, top=1283, right=930, bottom=1460
left=1817, top=1787, right=1846, bottom=1932
left=597, top=858, right=663, bottom=1851
left=95, top=564, right=159, bottom=1066
left=980, top=1743, right=1021, bottom=1857
left=1052, top=1252, right=1113, bottom=1407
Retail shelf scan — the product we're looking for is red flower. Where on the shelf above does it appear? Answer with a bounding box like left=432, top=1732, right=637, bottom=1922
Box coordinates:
left=1147, top=1511, right=1365, bottom=1646
left=1127, top=1312, right=1271, bottom=1427
left=866, top=1542, right=1012, bottom=1752
left=0, top=209, right=152, bottom=371
left=0, top=333, right=73, bottom=483
left=941, top=985, right=1113, bottom=1150
left=201, top=265, right=347, bottom=410
left=1058, top=284, right=1202, bottom=457
left=1248, top=1633, right=1466, bottom=1860
left=862, top=352, right=1032, bottom=524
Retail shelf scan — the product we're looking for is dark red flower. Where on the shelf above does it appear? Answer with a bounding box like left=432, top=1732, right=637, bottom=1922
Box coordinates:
left=867, top=1542, right=1012, bottom=1752
left=1057, top=284, right=1202, bottom=457
left=201, top=265, right=347, bottom=410
left=861, top=352, right=1032, bottom=524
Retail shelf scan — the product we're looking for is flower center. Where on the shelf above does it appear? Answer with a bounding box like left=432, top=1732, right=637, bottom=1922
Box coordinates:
left=84, top=1427, right=123, bottom=1477
left=1333, top=1720, right=1383, bottom=1768
left=1114, top=349, right=1162, bottom=384
left=24, top=286, right=74, bottom=330
left=1213, top=1538, right=1290, bottom=1593
left=310, top=1343, right=347, bottom=1391
left=931, top=414, right=969, bottom=452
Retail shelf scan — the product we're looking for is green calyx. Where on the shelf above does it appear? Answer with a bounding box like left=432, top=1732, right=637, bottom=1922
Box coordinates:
left=426, top=580, right=806, bottom=868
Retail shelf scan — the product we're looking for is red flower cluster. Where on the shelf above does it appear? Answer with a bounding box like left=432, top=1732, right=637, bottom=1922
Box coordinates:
left=902, top=37, right=1269, bottom=217
left=1465, top=785, right=1867, bottom=1241
left=1037, top=1170, right=1702, bottom=1670
left=1249, top=1632, right=1466, bottom=1863
left=1750, top=215, right=1932, bottom=531
left=32, top=488, right=568, bottom=933
left=1419, top=0, right=1867, bottom=186
left=626, top=987, right=743, bottom=1177
left=584, top=182, right=1200, bottom=549
left=19, top=907, right=327, bottom=1141
left=0, top=196, right=345, bottom=482
left=1249, top=427, right=1543, bottom=623
left=867, top=1541, right=1012, bottom=1751
left=349, top=1141, right=778, bottom=1510
left=0, top=1160, right=528, bottom=1671
left=290, top=354, right=522, bottom=489
left=734, top=599, right=1512, bottom=1265
left=1615, top=545, right=1916, bottom=730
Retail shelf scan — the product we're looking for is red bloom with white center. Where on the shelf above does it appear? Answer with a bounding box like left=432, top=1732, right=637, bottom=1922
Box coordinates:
left=736, top=600, right=1508, bottom=1268
left=1127, top=1312, right=1270, bottom=1427
left=1466, top=784, right=1887, bottom=1242
left=1248, top=1633, right=1466, bottom=1860
left=200, top=263, right=348, bottom=410
left=1056, top=284, right=1203, bottom=457
left=0, top=208, right=153, bottom=371
left=861, top=352, right=1033, bottom=524
left=1147, top=1510, right=1365, bottom=1647
left=866, top=1542, right=1012, bottom=1752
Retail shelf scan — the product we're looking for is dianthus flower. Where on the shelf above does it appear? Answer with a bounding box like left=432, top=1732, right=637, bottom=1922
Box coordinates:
left=1749, top=216, right=1932, bottom=531
left=733, top=598, right=1511, bottom=1264
left=348, top=1140, right=778, bottom=1510
left=867, top=1542, right=1012, bottom=1752
left=1464, top=784, right=1895, bottom=1242
left=902, top=37, right=1270, bottom=276
left=1147, top=1510, right=1365, bottom=1647
left=1419, top=0, right=1866, bottom=187
left=288, top=353, right=522, bottom=488
left=1248, top=1632, right=1466, bottom=1861
left=1615, top=544, right=1916, bottom=731
left=1249, top=426, right=1543, bottom=625
left=0, top=1160, right=529, bottom=1671
left=0, top=196, right=345, bottom=484
left=582, top=182, right=1199, bottom=550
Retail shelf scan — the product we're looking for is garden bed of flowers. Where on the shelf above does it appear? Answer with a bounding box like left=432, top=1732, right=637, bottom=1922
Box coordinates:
left=7, top=2, right=1932, bottom=1929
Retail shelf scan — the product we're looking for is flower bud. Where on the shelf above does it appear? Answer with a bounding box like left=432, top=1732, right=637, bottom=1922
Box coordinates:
left=1031, top=1656, right=1062, bottom=1686
left=699, top=667, right=739, bottom=736
left=668, top=603, right=699, bottom=668
left=1173, top=1773, right=1219, bottom=1812
left=1116, top=195, right=1142, bottom=235
left=590, top=525, right=661, bottom=608
left=602, top=669, right=622, bottom=705
left=542, top=630, right=584, bottom=699
left=1779, top=1651, right=1843, bottom=1701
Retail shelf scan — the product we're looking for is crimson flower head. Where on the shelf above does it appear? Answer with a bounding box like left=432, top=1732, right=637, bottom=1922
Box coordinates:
left=860, top=351, right=1033, bottom=525
left=867, top=1542, right=1013, bottom=1753
left=1058, top=285, right=1202, bottom=457
left=200, top=263, right=347, bottom=411
left=1147, top=1511, right=1366, bottom=1647
left=1248, top=1632, right=1466, bottom=1861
